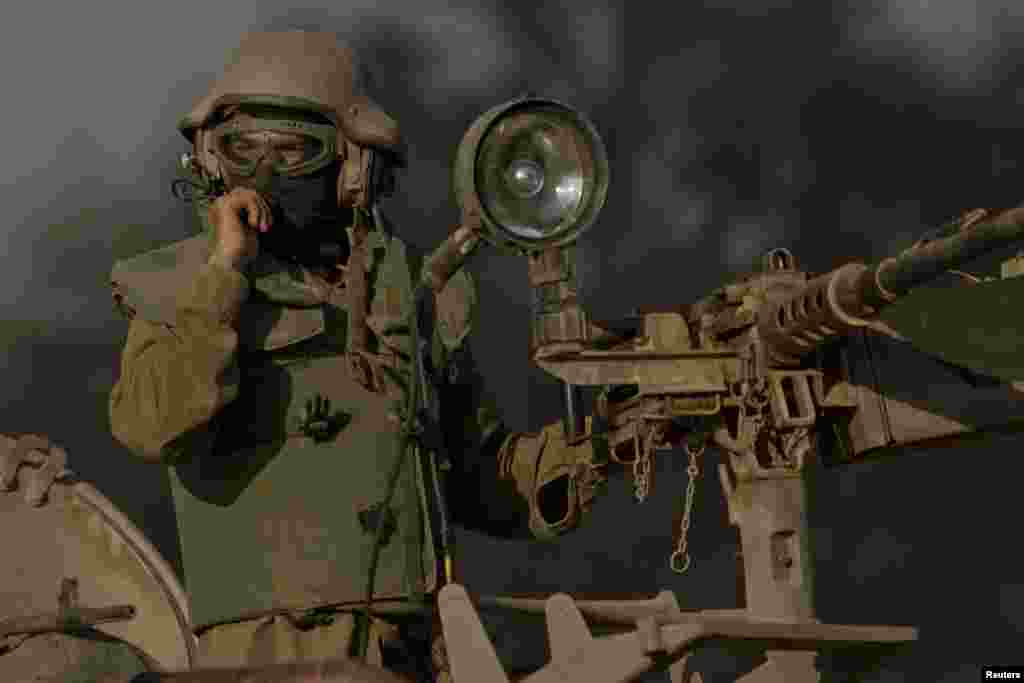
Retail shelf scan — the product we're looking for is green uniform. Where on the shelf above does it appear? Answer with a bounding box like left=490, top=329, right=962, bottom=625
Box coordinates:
left=109, top=224, right=600, bottom=668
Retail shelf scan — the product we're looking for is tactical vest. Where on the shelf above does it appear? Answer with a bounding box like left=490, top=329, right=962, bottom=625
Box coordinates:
left=111, top=229, right=474, bottom=629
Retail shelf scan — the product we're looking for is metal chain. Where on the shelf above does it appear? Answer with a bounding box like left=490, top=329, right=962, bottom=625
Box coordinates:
left=670, top=438, right=705, bottom=574
left=779, top=426, right=809, bottom=468
left=632, top=426, right=656, bottom=502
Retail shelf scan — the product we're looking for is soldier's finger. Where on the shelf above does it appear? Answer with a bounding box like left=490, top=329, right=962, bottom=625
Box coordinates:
left=241, top=195, right=263, bottom=232
left=246, top=195, right=264, bottom=232
left=256, top=193, right=273, bottom=231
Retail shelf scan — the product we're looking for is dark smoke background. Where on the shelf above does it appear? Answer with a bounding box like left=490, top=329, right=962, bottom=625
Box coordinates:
left=1, top=1, right=1022, bottom=680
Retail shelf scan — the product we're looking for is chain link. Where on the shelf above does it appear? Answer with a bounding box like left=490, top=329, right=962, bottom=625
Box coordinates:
left=632, top=427, right=652, bottom=502
left=779, top=426, right=809, bottom=468
left=626, top=428, right=659, bottom=501
left=670, top=438, right=705, bottom=574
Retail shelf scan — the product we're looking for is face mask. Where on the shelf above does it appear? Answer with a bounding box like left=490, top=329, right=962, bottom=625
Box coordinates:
left=228, top=159, right=351, bottom=267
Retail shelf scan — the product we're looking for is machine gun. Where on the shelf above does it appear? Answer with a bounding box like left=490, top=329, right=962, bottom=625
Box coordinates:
left=525, top=203, right=1024, bottom=581
left=420, top=96, right=1024, bottom=682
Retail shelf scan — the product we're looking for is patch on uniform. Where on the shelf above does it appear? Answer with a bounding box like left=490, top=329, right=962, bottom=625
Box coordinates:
left=291, top=394, right=352, bottom=442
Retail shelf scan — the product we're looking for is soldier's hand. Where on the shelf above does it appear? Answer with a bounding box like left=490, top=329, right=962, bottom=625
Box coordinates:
left=207, top=187, right=273, bottom=271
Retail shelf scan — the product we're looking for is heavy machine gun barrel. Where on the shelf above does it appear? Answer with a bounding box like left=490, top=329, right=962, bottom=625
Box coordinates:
left=875, top=206, right=1024, bottom=294
left=758, top=206, right=1024, bottom=364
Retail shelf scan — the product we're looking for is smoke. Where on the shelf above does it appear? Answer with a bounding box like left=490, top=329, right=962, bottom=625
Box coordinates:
left=564, top=5, right=623, bottom=96
left=849, top=0, right=1024, bottom=89
left=835, top=193, right=928, bottom=262
left=624, top=127, right=711, bottom=257
left=721, top=213, right=788, bottom=270
left=268, top=4, right=522, bottom=104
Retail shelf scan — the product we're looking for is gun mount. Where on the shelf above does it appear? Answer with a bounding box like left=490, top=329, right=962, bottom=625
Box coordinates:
left=514, top=206, right=1024, bottom=681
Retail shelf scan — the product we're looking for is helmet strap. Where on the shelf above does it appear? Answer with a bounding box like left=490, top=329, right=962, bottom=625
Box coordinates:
left=193, top=129, right=224, bottom=184
left=338, top=140, right=376, bottom=210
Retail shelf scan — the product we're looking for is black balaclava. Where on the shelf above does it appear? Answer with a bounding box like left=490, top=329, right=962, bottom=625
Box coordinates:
left=227, top=156, right=352, bottom=269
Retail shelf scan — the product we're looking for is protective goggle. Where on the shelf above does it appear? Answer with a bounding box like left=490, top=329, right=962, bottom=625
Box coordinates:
left=210, top=115, right=339, bottom=178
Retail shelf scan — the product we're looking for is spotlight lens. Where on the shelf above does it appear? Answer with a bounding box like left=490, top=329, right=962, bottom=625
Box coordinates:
left=505, top=159, right=545, bottom=198
left=464, top=100, right=609, bottom=249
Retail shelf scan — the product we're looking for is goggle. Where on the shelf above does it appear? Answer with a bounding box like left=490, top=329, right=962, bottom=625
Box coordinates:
left=210, top=116, right=339, bottom=177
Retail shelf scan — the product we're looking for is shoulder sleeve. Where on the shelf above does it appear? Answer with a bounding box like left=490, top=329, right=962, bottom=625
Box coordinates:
left=434, top=267, right=476, bottom=352
left=109, top=236, right=247, bottom=464
left=110, top=235, right=215, bottom=325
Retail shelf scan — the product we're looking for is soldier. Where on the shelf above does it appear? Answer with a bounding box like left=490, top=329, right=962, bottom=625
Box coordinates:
left=108, top=31, right=606, bottom=680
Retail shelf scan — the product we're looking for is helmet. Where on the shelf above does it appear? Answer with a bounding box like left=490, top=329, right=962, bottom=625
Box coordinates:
left=180, top=31, right=402, bottom=151
left=180, top=31, right=405, bottom=198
